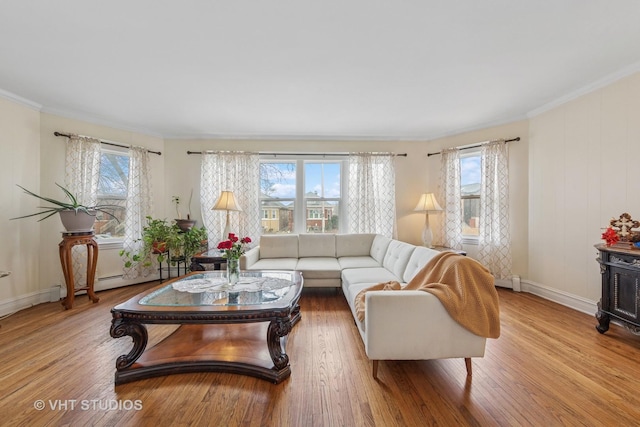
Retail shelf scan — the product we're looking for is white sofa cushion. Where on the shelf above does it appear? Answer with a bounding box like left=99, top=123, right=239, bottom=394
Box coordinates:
left=259, top=234, right=299, bottom=258
left=299, top=234, right=336, bottom=257
left=343, top=281, right=383, bottom=315
left=246, top=258, right=299, bottom=271
left=402, top=246, right=441, bottom=282
left=382, top=240, right=416, bottom=279
left=341, top=267, right=399, bottom=289
left=338, top=256, right=381, bottom=269
left=336, top=233, right=377, bottom=257
left=295, top=257, right=342, bottom=279
left=370, top=235, right=392, bottom=264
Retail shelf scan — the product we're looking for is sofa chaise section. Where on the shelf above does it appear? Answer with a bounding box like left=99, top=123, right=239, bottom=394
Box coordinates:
left=241, top=232, right=496, bottom=378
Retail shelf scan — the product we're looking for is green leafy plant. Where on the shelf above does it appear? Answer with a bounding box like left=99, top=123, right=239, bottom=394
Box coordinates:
left=11, top=183, right=119, bottom=222
left=120, top=216, right=180, bottom=267
left=120, top=217, right=207, bottom=270
left=180, top=226, right=208, bottom=262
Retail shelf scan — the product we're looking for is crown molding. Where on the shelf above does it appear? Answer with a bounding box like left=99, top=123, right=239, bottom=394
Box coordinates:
left=0, top=88, right=42, bottom=111
left=162, top=113, right=529, bottom=142
left=162, top=132, right=425, bottom=142
left=527, top=60, right=640, bottom=118
left=40, top=105, right=163, bottom=139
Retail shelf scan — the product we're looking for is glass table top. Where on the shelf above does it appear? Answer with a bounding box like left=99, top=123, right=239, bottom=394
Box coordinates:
left=139, top=271, right=301, bottom=307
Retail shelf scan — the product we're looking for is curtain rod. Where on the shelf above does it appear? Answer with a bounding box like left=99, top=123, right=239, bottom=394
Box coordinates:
left=54, top=132, right=162, bottom=155
left=186, top=151, right=407, bottom=157
left=426, top=137, right=520, bottom=157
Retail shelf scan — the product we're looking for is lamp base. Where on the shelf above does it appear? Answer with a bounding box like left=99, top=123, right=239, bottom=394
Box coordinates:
left=422, top=227, right=434, bottom=248
left=422, top=214, right=434, bottom=248
left=222, top=211, right=231, bottom=240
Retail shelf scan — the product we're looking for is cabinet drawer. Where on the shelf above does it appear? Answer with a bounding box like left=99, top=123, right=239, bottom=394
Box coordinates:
left=607, top=253, right=640, bottom=270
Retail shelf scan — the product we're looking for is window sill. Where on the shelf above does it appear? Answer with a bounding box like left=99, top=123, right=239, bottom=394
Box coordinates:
left=94, top=235, right=124, bottom=249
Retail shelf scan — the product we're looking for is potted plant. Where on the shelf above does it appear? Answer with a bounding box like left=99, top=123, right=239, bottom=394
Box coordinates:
left=11, top=183, right=118, bottom=232
left=172, top=191, right=196, bottom=232
left=120, top=216, right=180, bottom=268
left=180, top=226, right=208, bottom=266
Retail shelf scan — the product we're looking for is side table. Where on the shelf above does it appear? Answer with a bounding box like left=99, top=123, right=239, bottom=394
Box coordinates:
left=190, top=249, right=226, bottom=271
left=59, top=231, right=99, bottom=309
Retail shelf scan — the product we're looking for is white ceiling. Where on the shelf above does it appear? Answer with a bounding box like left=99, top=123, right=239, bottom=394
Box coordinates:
left=2, top=1, right=640, bottom=140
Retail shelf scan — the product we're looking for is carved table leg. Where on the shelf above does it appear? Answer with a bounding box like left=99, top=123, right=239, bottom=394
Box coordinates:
left=110, top=317, right=149, bottom=370
left=267, top=317, right=293, bottom=370
left=595, top=300, right=610, bottom=334
left=86, top=241, right=100, bottom=303
left=59, top=241, right=74, bottom=310
left=595, top=309, right=610, bottom=334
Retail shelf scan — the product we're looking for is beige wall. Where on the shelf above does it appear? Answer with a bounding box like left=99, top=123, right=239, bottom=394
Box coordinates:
left=0, top=97, right=41, bottom=304
left=529, top=71, right=640, bottom=304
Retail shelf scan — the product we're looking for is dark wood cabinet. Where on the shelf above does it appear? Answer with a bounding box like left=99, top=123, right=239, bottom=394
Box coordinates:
left=595, top=244, right=640, bottom=335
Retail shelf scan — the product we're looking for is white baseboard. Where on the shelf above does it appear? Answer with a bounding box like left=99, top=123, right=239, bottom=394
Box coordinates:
left=94, top=274, right=160, bottom=292
left=520, top=279, right=598, bottom=316
left=0, top=286, right=61, bottom=318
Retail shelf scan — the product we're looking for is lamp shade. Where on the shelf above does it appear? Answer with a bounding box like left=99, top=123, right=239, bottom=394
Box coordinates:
left=212, top=190, right=242, bottom=212
left=414, top=193, right=442, bottom=212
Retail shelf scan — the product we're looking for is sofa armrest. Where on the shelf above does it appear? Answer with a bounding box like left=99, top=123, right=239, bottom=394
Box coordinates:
left=364, top=290, right=486, bottom=360
left=240, top=246, right=260, bottom=269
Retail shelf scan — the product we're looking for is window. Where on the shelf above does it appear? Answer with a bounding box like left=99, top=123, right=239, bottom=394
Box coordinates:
left=304, top=162, right=340, bottom=233
left=259, top=159, right=343, bottom=235
left=95, top=148, right=129, bottom=238
left=460, top=152, right=481, bottom=237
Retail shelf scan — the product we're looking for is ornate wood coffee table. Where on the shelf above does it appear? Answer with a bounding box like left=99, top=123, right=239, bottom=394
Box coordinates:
left=110, top=270, right=303, bottom=385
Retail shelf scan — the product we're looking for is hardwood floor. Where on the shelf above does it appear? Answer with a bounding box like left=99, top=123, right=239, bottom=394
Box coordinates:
left=1, top=283, right=640, bottom=426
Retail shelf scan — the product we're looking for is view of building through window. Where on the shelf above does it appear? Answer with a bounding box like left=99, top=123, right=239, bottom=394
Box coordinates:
left=96, top=149, right=128, bottom=238
left=461, top=154, right=481, bottom=236
left=259, top=160, right=342, bottom=234
left=304, top=162, right=340, bottom=233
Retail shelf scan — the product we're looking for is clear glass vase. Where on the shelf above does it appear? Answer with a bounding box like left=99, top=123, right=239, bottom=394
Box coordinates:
left=226, top=257, right=240, bottom=286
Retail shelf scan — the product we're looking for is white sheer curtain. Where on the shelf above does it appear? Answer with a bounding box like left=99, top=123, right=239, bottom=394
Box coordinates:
left=347, top=153, right=396, bottom=237
left=64, top=134, right=101, bottom=288
left=200, top=151, right=261, bottom=246
left=439, top=148, right=463, bottom=249
left=478, top=141, right=512, bottom=279
left=122, top=146, right=153, bottom=279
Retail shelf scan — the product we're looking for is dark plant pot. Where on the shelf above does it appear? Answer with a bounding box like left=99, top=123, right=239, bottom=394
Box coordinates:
left=175, top=219, right=196, bottom=231
left=59, top=210, right=96, bottom=233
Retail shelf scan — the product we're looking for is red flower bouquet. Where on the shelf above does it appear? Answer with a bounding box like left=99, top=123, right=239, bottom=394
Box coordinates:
left=217, top=233, right=252, bottom=259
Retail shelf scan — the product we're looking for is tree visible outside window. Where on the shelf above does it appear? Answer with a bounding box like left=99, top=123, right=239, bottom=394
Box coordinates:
left=260, top=161, right=296, bottom=234
left=96, top=149, right=128, bottom=238
left=461, top=153, right=481, bottom=236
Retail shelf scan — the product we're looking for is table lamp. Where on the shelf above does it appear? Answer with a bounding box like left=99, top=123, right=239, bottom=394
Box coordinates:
left=212, top=190, right=242, bottom=239
left=414, top=193, right=443, bottom=248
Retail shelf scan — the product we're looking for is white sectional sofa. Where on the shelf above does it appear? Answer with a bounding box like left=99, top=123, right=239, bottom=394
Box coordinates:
left=241, top=233, right=489, bottom=378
